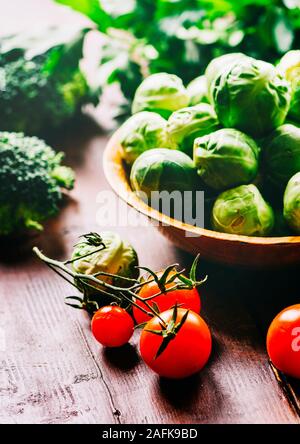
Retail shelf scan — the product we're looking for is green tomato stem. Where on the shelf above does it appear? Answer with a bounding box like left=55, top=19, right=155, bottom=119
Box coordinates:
left=140, top=284, right=181, bottom=301
left=93, top=270, right=140, bottom=283
left=33, top=247, right=76, bottom=278
left=47, top=263, right=79, bottom=289
left=78, top=277, right=123, bottom=304
left=64, top=245, right=106, bottom=265
left=33, top=246, right=195, bottom=325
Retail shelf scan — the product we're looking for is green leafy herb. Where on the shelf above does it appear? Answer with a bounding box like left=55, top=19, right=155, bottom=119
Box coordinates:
left=55, top=0, right=300, bottom=117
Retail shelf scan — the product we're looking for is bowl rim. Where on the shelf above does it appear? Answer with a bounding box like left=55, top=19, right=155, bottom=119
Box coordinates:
left=103, top=130, right=300, bottom=247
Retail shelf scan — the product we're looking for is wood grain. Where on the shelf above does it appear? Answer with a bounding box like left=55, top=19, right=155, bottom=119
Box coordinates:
left=0, top=121, right=299, bottom=424
left=0, top=0, right=300, bottom=425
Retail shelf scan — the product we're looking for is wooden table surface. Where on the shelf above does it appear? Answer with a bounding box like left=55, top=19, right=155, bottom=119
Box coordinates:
left=1, top=0, right=300, bottom=425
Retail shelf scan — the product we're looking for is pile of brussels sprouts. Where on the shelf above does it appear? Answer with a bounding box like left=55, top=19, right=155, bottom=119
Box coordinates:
left=118, top=51, right=300, bottom=237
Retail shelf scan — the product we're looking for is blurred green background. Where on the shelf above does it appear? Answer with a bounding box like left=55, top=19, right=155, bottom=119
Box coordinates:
left=2, top=0, right=300, bottom=126
left=54, top=0, right=300, bottom=115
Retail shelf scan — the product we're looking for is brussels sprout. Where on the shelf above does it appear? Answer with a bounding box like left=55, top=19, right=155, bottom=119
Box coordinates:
left=132, top=73, right=189, bottom=118
left=264, top=124, right=300, bottom=189
left=283, top=172, right=300, bottom=234
left=72, top=231, right=139, bottom=289
left=167, top=103, right=219, bottom=156
left=205, top=52, right=247, bottom=99
left=211, top=57, right=291, bottom=137
left=130, top=148, right=198, bottom=199
left=277, top=50, right=300, bottom=122
left=212, top=184, right=274, bottom=236
left=119, top=111, right=174, bottom=166
left=194, top=128, right=259, bottom=190
left=186, top=75, right=209, bottom=105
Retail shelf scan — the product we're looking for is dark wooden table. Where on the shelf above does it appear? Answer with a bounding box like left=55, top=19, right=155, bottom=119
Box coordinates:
left=1, top=0, right=300, bottom=425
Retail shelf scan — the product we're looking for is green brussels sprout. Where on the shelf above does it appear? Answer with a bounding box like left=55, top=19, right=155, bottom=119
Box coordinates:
left=264, top=124, right=300, bottom=190
left=167, top=103, right=219, bottom=157
left=186, top=75, right=209, bottom=105
left=194, top=128, right=260, bottom=190
left=211, top=57, right=291, bottom=137
left=283, top=172, right=300, bottom=234
left=212, top=184, right=274, bottom=236
left=119, top=111, right=174, bottom=166
left=277, top=50, right=300, bottom=123
left=130, top=148, right=198, bottom=198
left=72, top=231, right=139, bottom=289
left=132, top=73, right=189, bottom=118
left=205, top=52, right=247, bottom=100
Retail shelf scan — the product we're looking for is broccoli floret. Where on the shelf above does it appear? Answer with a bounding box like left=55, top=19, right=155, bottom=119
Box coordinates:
left=0, top=132, right=75, bottom=236
left=0, top=25, right=95, bottom=135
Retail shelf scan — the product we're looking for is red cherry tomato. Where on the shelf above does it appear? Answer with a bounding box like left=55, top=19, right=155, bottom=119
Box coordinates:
left=267, top=304, right=300, bottom=379
left=133, top=271, right=201, bottom=324
left=140, top=308, right=212, bottom=379
left=91, top=306, right=134, bottom=348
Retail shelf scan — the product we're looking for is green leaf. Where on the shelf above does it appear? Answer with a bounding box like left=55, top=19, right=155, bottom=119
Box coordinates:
left=164, top=271, right=180, bottom=285
left=177, top=274, right=193, bottom=287
left=134, top=321, right=148, bottom=329
left=151, top=301, right=160, bottom=315
left=171, top=302, right=178, bottom=324
left=55, top=0, right=112, bottom=30
left=157, top=263, right=178, bottom=291
left=175, top=309, right=190, bottom=334
left=145, top=328, right=163, bottom=336
left=79, top=232, right=105, bottom=247
left=189, top=254, right=200, bottom=283
left=100, top=0, right=136, bottom=18
left=65, top=296, right=83, bottom=302
left=65, top=302, right=83, bottom=309
left=154, top=336, right=173, bottom=359
left=55, top=0, right=138, bottom=32
left=137, top=267, right=163, bottom=295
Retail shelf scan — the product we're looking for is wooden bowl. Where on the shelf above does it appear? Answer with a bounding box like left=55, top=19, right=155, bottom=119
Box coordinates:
left=103, top=131, right=300, bottom=268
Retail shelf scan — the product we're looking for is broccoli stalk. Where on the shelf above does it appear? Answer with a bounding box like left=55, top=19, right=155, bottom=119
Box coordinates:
left=0, top=132, right=75, bottom=236
left=0, top=25, right=97, bottom=135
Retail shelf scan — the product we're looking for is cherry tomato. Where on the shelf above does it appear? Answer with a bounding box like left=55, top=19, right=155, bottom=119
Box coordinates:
left=140, top=308, right=212, bottom=379
left=267, top=304, right=300, bottom=379
left=91, top=306, right=134, bottom=348
left=133, top=271, right=201, bottom=324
